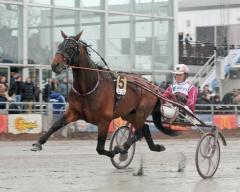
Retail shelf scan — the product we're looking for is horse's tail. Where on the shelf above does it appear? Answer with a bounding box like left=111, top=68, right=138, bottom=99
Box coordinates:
left=151, top=99, right=180, bottom=136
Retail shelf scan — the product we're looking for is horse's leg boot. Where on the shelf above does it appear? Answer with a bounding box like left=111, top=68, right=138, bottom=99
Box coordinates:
left=114, top=145, right=127, bottom=154
left=31, top=142, right=42, bottom=151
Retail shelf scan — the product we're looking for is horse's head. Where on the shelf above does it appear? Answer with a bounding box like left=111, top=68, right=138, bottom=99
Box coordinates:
left=51, top=31, right=84, bottom=74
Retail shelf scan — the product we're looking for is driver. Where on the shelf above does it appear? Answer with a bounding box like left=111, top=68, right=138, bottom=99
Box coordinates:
left=163, top=64, right=198, bottom=112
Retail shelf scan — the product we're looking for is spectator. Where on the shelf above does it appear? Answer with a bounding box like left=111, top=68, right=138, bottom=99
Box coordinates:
left=49, top=90, right=66, bottom=114
left=222, top=89, right=237, bottom=112
left=201, top=84, right=212, bottom=99
left=15, top=75, right=24, bottom=103
left=236, top=56, right=240, bottom=64
left=8, top=67, right=19, bottom=97
left=34, top=81, right=41, bottom=102
left=224, top=63, right=231, bottom=78
left=22, top=77, right=35, bottom=113
left=212, top=95, right=222, bottom=105
left=0, top=75, right=7, bottom=84
left=52, top=79, right=59, bottom=91
left=233, top=89, right=240, bottom=105
left=43, top=78, right=53, bottom=102
left=211, top=79, right=219, bottom=94
left=222, top=89, right=235, bottom=104
left=0, top=83, right=8, bottom=109
left=0, top=75, right=8, bottom=89
left=202, top=84, right=211, bottom=93
left=196, top=93, right=211, bottom=113
left=212, top=95, right=223, bottom=113
left=185, top=33, right=192, bottom=57
left=0, top=81, right=14, bottom=109
left=58, top=77, right=71, bottom=101
left=179, top=32, right=184, bottom=56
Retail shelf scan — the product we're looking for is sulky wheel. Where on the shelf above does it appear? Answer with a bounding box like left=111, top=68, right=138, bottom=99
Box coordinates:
left=195, top=133, right=220, bottom=179
left=109, top=125, right=136, bottom=169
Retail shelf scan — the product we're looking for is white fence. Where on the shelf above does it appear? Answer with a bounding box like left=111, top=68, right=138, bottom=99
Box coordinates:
left=0, top=102, right=240, bottom=134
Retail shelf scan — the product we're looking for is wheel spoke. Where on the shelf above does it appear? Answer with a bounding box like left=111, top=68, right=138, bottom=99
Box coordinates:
left=110, top=126, right=136, bottom=169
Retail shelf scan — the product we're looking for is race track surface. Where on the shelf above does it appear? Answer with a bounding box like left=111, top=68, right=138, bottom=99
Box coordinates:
left=0, top=139, right=239, bottom=192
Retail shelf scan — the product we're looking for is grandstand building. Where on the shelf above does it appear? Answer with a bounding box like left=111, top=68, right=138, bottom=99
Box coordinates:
left=178, top=0, right=240, bottom=96
left=0, top=0, right=177, bottom=86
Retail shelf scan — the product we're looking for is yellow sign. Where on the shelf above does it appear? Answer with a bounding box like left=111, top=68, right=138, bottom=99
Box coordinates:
left=8, top=114, right=42, bottom=134
left=15, top=117, right=38, bottom=132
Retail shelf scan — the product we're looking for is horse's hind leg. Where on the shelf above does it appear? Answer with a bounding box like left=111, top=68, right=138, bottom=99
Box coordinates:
left=142, top=124, right=165, bottom=152
left=96, top=121, right=115, bottom=158
left=31, top=110, right=78, bottom=151
left=121, top=124, right=165, bottom=152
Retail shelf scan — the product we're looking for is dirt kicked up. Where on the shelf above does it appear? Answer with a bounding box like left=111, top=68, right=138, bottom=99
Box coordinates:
left=0, top=139, right=239, bottom=192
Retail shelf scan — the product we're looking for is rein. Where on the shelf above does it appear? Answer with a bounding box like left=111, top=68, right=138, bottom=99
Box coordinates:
left=69, top=65, right=113, bottom=73
left=69, top=65, right=115, bottom=97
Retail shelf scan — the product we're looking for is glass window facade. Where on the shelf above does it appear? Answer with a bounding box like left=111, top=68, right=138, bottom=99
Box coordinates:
left=0, top=0, right=175, bottom=81
left=108, top=14, right=131, bottom=69
left=0, top=4, right=23, bottom=63
left=135, top=17, right=152, bottom=70
left=28, top=6, right=52, bottom=64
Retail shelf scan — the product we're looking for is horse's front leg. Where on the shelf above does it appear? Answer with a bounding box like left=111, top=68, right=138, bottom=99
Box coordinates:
left=96, top=121, right=115, bottom=158
left=31, top=110, right=78, bottom=151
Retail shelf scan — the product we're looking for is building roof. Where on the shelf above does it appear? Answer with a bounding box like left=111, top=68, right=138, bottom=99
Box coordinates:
left=179, top=0, right=240, bottom=11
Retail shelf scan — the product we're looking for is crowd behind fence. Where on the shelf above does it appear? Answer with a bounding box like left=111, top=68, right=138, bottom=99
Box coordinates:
left=1, top=101, right=240, bottom=124
left=0, top=101, right=238, bottom=136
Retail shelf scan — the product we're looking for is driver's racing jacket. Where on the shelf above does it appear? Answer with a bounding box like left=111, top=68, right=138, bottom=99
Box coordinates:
left=163, top=81, right=198, bottom=112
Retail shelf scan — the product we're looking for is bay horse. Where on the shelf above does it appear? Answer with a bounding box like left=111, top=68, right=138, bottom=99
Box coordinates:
left=31, top=31, right=179, bottom=157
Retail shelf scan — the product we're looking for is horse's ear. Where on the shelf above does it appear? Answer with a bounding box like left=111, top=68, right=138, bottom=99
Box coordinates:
left=61, top=30, right=67, bottom=39
left=74, top=31, right=83, bottom=41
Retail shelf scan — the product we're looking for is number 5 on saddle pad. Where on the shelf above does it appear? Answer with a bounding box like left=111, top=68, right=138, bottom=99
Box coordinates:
left=116, top=75, right=127, bottom=95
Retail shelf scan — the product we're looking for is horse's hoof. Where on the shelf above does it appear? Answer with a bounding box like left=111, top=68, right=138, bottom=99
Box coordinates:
left=150, top=144, right=166, bottom=152
left=31, top=143, right=42, bottom=151
left=156, top=144, right=166, bottom=152
left=119, top=153, right=128, bottom=162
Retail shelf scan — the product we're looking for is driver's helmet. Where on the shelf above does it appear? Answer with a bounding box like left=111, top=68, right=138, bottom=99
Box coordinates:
left=173, top=64, right=189, bottom=75
left=161, top=104, right=179, bottom=121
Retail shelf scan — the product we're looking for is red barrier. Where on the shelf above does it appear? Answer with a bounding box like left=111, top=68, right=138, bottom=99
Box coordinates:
left=0, top=115, right=7, bottom=133
left=170, top=125, right=189, bottom=131
left=213, top=115, right=238, bottom=130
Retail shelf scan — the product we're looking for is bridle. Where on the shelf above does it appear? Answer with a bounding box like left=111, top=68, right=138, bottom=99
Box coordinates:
left=55, top=37, right=108, bottom=97
left=56, top=37, right=109, bottom=68
left=56, top=37, right=82, bottom=67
